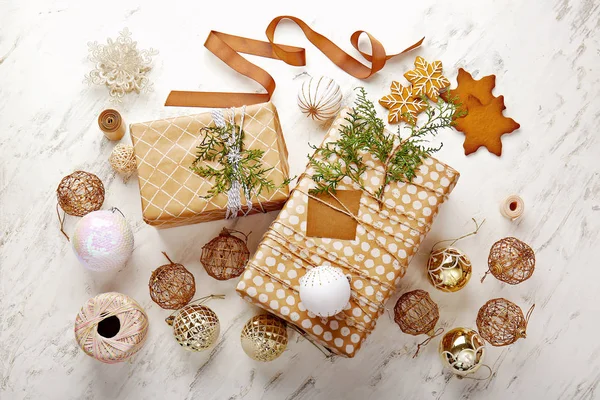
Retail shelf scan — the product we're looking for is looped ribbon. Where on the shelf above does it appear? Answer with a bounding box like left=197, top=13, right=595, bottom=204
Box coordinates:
left=165, top=16, right=424, bottom=108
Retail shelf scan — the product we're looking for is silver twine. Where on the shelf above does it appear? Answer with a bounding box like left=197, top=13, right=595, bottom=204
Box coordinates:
left=211, top=106, right=253, bottom=219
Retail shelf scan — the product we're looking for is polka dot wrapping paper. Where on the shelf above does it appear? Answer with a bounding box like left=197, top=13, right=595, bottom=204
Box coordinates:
left=236, top=109, right=460, bottom=357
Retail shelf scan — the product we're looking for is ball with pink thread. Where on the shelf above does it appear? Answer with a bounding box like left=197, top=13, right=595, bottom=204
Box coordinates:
left=74, top=292, right=149, bottom=363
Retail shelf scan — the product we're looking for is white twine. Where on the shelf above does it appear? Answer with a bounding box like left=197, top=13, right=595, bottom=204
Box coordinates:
left=212, top=106, right=252, bottom=219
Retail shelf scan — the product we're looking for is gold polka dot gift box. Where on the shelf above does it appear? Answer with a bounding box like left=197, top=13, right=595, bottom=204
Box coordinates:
left=130, top=102, right=290, bottom=228
left=236, top=108, right=460, bottom=358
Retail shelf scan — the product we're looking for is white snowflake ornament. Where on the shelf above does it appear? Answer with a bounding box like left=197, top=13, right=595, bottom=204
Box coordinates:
left=84, top=28, right=158, bottom=102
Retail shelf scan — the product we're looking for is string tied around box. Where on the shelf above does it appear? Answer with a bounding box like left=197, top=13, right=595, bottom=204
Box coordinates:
left=191, top=106, right=278, bottom=218
left=211, top=106, right=259, bottom=219
left=245, top=185, right=437, bottom=337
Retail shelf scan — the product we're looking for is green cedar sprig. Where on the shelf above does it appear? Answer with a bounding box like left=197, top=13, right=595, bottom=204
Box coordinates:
left=308, top=87, right=460, bottom=204
left=190, top=123, right=292, bottom=200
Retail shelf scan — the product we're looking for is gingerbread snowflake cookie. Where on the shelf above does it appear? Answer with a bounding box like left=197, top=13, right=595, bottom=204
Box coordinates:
left=404, top=56, right=450, bottom=102
left=379, top=82, right=426, bottom=124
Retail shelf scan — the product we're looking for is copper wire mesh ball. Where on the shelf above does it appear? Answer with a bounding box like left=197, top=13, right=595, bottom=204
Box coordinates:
left=394, top=289, right=440, bottom=336
left=487, top=237, right=535, bottom=285
left=56, top=171, right=105, bottom=216
left=201, top=228, right=250, bottom=280
left=477, top=298, right=529, bottom=346
left=168, top=304, right=220, bottom=351
left=241, top=314, right=288, bottom=362
left=149, top=252, right=196, bottom=310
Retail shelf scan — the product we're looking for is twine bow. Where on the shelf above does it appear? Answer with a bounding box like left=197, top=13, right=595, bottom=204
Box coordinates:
left=211, top=107, right=253, bottom=219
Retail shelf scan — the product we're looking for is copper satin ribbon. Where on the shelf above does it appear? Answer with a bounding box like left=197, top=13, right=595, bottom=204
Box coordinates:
left=165, top=16, right=424, bottom=108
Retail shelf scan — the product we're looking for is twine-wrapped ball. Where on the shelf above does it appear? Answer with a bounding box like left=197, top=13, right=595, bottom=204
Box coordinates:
left=200, top=228, right=250, bottom=280
left=109, top=144, right=137, bottom=178
left=394, top=290, right=439, bottom=336
left=72, top=209, right=134, bottom=271
left=241, top=314, right=288, bottom=362
left=149, top=252, right=195, bottom=310
left=74, top=292, right=149, bottom=364
left=57, top=171, right=105, bottom=216
left=297, top=76, right=343, bottom=121
left=477, top=298, right=532, bottom=346
left=427, top=247, right=472, bottom=292
left=168, top=304, right=220, bottom=351
left=486, top=237, right=535, bottom=284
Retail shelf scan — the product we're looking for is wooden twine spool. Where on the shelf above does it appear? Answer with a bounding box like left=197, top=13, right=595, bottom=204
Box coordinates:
left=200, top=228, right=250, bottom=280
left=98, top=109, right=126, bottom=141
left=499, top=195, right=524, bottom=220
left=74, top=292, right=149, bottom=363
left=149, top=252, right=196, bottom=310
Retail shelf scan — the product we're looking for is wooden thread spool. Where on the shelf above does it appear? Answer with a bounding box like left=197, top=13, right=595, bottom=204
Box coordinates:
left=98, top=109, right=126, bottom=141
left=499, top=195, right=524, bottom=220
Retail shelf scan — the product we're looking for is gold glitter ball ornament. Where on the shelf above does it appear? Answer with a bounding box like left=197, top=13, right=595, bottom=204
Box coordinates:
left=241, top=314, right=288, bottom=362
left=167, top=304, right=220, bottom=351
left=484, top=237, right=535, bottom=284
left=439, top=327, right=486, bottom=377
left=427, top=247, right=472, bottom=292
left=477, top=298, right=534, bottom=346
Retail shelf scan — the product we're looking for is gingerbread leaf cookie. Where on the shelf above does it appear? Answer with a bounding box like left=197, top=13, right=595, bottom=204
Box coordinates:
left=404, top=56, right=450, bottom=102
left=454, top=95, right=520, bottom=156
left=441, top=68, right=497, bottom=114
left=379, top=82, right=427, bottom=124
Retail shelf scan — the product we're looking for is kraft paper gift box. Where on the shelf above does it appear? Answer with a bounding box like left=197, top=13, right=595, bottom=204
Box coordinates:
left=130, top=102, right=290, bottom=228
left=236, top=108, right=460, bottom=357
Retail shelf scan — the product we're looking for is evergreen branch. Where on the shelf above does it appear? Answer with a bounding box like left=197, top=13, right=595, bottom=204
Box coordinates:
left=308, top=88, right=458, bottom=206
left=190, top=124, right=291, bottom=201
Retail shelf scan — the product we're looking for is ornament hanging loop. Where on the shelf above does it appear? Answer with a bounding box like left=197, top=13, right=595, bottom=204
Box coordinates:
left=521, top=303, right=536, bottom=338
left=56, top=203, right=70, bottom=241
left=461, top=364, right=493, bottom=381
left=480, top=270, right=491, bottom=283
left=221, top=227, right=251, bottom=243
left=161, top=251, right=175, bottom=265
left=164, top=294, right=225, bottom=326
left=413, top=327, right=444, bottom=358
left=431, top=218, right=485, bottom=252
left=110, top=207, right=125, bottom=218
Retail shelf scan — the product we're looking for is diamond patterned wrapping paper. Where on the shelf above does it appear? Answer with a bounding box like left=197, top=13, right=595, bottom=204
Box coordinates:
left=236, top=108, right=460, bottom=357
left=130, top=102, right=290, bottom=228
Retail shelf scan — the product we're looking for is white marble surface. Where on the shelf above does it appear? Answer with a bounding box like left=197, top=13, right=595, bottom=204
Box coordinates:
left=1, top=0, right=599, bottom=399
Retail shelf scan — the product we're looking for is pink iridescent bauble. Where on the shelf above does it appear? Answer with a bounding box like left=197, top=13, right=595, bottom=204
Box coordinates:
left=72, top=209, right=134, bottom=271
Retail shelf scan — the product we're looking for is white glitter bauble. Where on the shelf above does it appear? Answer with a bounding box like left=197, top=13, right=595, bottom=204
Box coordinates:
left=299, top=265, right=351, bottom=317
left=72, top=209, right=134, bottom=271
